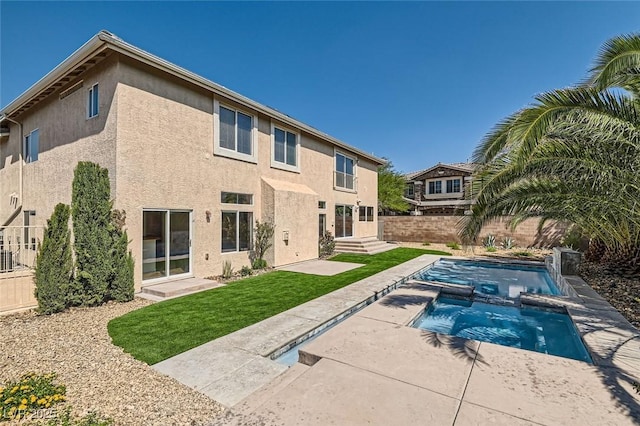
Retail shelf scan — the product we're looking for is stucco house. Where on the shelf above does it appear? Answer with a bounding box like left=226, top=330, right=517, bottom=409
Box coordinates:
left=403, top=162, right=475, bottom=215
left=0, top=31, right=385, bottom=292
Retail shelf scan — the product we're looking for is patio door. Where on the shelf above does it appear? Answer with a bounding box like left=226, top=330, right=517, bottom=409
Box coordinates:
left=335, top=205, right=353, bottom=238
left=142, top=210, right=192, bottom=281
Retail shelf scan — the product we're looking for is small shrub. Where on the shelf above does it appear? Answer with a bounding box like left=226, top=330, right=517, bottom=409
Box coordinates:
left=422, top=242, right=431, bottom=246
left=253, top=221, right=275, bottom=267
left=513, top=250, right=532, bottom=257
left=222, top=261, right=233, bottom=279
left=501, top=237, right=515, bottom=250
left=240, top=265, right=253, bottom=277
left=483, top=234, right=496, bottom=248
left=251, top=258, right=267, bottom=270
left=486, top=246, right=497, bottom=253
left=319, top=231, right=336, bottom=257
left=0, top=373, right=66, bottom=421
left=446, top=242, right=460, bottom=250
left=560, top=225, right=587, bottom=251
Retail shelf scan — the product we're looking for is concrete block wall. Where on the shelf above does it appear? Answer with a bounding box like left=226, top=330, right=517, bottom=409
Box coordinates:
left=382, top=216, right=569, bottom=248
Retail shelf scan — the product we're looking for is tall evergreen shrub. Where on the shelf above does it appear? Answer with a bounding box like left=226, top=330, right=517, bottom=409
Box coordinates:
left=34, top=203, right=73, bottom=314
left=70, top=162, right=113, bottom=306
left=108, top=210, right=135, bottom=302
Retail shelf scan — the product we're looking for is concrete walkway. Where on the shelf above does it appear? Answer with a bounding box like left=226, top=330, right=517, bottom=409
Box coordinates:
left=153, top=254, right=442, bottom=407
left=276, top=259, right=364, bottom=276
left=226, top=281, right=640, bottom=425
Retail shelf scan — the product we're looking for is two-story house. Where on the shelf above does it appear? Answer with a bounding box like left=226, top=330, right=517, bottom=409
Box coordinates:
left=0, top=31, right=384, bottom=291
left=403, top=162, right=475, bottom=215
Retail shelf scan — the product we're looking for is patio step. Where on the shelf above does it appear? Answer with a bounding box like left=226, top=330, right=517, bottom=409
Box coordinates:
left=334, top=237, right=397, bottom=255
left=141, top=277, right=223, bottom=300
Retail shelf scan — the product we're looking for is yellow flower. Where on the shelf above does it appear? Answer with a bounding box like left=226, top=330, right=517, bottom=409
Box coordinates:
left=21, top=398, right=27, bottom=405
left=45, top=402, right=51, bottom=408
left=4, top=397, right=13, bottom=404
left=10, top=386, right=18, bottom=394
left=38, top=398, right=47, bottom=405
left=18, top=404, right=27, bottom=411
left=0, top=387, right=4, bottom=393
left=30, top=395, right=37, bottom=403
left=20, top=385, right=30, bottom=391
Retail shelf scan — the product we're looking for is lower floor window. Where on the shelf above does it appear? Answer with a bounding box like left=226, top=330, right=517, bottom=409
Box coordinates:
left=359, top=206, right=375, bottom=222
left=222, top=211, right=252, bottom=252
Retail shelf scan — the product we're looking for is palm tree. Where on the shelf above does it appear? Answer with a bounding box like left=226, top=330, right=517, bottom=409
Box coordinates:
left=459, top=34, right=640, bottom=275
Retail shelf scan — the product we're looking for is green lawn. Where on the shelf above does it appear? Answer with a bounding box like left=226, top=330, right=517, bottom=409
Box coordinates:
left=107, top=248, right=450, bottom=364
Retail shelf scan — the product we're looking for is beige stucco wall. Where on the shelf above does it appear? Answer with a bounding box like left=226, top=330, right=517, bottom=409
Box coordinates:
left=2, top=54, right=380, bottom=292
left=0, top=56, right=120, bottom=228
left=114, top=58, right=378, bottom=289
left=0, top=271, right=37, bottom=315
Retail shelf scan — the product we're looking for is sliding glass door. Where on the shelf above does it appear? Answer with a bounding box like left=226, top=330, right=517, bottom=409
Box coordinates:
left=335, top=205, right=353, bottom=238
left=143, top=210, right=191, bottom=281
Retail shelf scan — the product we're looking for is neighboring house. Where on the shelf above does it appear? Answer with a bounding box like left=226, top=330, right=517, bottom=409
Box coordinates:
left=0, top=31, right=384, bottom=291
left=403, top=162, right=475, bottom=215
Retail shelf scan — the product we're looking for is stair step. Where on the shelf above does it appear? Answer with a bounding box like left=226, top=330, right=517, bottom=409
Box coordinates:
left=142, top=279, right=223, bottom=298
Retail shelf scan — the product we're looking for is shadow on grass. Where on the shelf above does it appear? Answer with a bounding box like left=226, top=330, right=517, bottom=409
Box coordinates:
left=420, top=330, right=488, bottom=366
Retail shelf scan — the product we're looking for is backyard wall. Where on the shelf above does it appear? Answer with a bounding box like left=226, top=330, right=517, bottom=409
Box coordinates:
left=0, top=271, right=37, bottom=315
left=381, top=216, right=569, bottom=248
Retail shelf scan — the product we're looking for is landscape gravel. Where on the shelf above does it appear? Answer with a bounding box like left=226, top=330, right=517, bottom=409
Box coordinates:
left=0, top=299, right=225, bottom=425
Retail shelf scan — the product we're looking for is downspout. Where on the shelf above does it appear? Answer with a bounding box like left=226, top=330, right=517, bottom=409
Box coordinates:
left=2, top=116, right=23, bottom=222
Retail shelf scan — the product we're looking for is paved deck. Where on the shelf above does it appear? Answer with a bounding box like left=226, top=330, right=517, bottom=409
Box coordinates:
left=276, top=259, right=364, bottom=276
left=227, top=282, right=640, bottom=425
left=153, top=254, right=442, bottom=407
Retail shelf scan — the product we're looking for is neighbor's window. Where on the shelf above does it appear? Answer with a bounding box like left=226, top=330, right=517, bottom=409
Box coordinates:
left=405, top=183, right=414, bottom=198
left=222, top=211, right=252, bottom=253
left=428, top=181, right=442, bottom=194
left=221, top=192, right=253, bottom=205
left=446, top=179, right=461, bottom=193
left=359, top=206, right=375, bottom=222
left=335, top=152, right=355, bottom=190
left=88, top=84, right=99, bottom=118
left=273, top=125, right=298, bottom=169
left=215, top=100, right=256, bottom=162
left=24, top=129, right=39, bottom=163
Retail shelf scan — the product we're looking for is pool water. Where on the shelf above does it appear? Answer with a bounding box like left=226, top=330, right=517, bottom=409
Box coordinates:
left=414, top=297, right=592, bottom=363
left=417, top=259, right=559, bottom=298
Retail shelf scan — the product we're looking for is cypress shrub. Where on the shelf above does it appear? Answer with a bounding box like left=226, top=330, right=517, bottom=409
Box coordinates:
left=34, top=203, right=73, bottom=314
left=70, top=162, right=113, bottom=306
left=108, top=210, right=135, bottom=302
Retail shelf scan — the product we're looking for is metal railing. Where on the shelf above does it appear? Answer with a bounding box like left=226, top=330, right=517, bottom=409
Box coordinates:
left=0, top=226, right=43, bottom=273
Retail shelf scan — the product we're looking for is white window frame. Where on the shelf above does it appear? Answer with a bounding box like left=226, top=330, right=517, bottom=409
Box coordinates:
left=214, top=99, right=258, bottom=163
left=87, top=83, right=99, bottom=119
left=221, top=210, right=253, bottom=254
left=334, top=149, right=357, bottom=192
left=446, top=178, right=461, bottom=193
left=24, top=129, right=39, bottom=163
left=428, top=180, right=442, bottom=194
left=270, top=122, right=300, bottom=172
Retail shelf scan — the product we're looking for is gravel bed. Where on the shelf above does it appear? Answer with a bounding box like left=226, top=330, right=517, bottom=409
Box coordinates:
left=0, top=298, right=225, bottom=425
left=580, top=261, right=640, bottom=328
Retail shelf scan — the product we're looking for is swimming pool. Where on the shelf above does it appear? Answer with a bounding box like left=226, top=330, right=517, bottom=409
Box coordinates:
left=413, top=297, right=591, bottom=363
left=417, top=259, right=559, bottom=298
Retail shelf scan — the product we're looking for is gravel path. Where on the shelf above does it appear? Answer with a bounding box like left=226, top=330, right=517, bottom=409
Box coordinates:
left=0, top=299, right=225, bottom=425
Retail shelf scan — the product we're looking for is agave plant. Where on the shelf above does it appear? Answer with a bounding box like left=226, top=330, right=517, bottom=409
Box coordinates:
left=459, top=34, right=640, bottom=276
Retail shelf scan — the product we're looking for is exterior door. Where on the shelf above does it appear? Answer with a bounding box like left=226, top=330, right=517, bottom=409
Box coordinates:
left=335, top=205, right=353, bottom=238
left=142, top=210, right=192, bottom=281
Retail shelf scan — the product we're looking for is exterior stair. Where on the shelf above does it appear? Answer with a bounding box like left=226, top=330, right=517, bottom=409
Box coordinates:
left=139, top=277, right=224, bottom=301
left=334, top=236, right=397, bottom=255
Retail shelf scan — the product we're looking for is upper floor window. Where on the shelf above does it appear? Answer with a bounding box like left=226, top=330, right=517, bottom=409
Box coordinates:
left=271, top=124, right=299, bottom=171
left=88, top=84, right=99, bottom=118
left=221, top=192, right=253, bottom=205
left=446, top=179, right=461, bottom=193
left=214, top=100, right=257, bottom=163
left=24, top=129, right=39, bottom=163
left=405, top=183, right=414, bottom=198
left=428, top=181, right=442, bottom=194
left=335, top=152, right=356, bottom=190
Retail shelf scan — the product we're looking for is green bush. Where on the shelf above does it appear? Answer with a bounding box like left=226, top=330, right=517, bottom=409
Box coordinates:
left=70, top=162, right=113, bottom=306
left=240, top=266, right=253, bottom=277
left=34, top=204, right=73, bottom=315
left=108, top=210, right=134, bottom=302
left=513, top=250, right=532, bottom=257
left=483, top=234, right=496, bottom=248
left=319, top=231, right=336, bottom=257
left=486, top=246, right=497, bottom=253
left=222, top=261, right=233, bottom=279
left=0, top=373, right=66, bottom=421
left=253, top=221, right=275, bottom=267
left=422, top=242, right=431, bottom=246
left=501, top=237, right=515, bottom=250
left=446, top=242, right=460, bottom=250
left=252, top=258, right=268, bottom=270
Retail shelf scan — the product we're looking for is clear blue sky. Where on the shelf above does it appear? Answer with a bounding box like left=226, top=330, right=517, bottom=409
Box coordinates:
left=1, top=1, right=639, bottom=173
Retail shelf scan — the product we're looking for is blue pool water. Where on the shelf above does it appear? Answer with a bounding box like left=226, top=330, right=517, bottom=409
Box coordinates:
left=417, top=259, right=559, bottom=298
left=414, top=297, right=591, bottom=363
